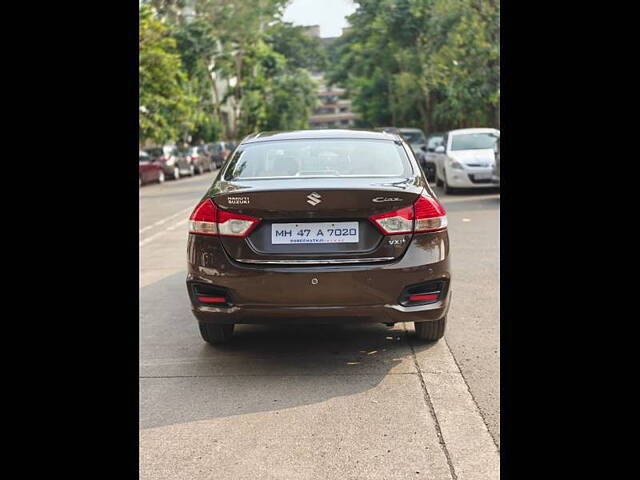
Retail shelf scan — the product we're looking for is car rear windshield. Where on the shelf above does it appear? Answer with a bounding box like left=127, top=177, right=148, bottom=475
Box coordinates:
left=223, top=139, right=411, bottom=180
left=450, top=132, right=499, bottom=151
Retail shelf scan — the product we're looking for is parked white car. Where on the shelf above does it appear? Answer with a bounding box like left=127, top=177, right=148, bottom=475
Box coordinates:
left=433, top=128, right=500, bottom=193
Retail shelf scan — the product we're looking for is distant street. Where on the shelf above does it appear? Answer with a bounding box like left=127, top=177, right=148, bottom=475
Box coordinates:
left=139, top=171, right=500, bottom=480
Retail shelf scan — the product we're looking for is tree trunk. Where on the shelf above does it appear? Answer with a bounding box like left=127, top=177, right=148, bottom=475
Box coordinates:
left=203, top=56, right=229, bottom=139
left=231, top=52, right=243, bottom=139
left=492, top=103, right=500, bottom=129
left=416, top=100, right=428, bottom=134
left=417, top=85, right=432, bottom=134
left=388, top=78, right=396, bottom=126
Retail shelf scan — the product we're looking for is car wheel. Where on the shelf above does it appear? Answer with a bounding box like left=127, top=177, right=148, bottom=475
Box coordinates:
left=157, top=171, right=165, bottom=184
left=436, top=172, right=443, bottom=187
left=443, top=172, right=455, bottom=194
left=190, top=165, right=195, bottom=176
left=414, top=317, right=446, bottom=342
left=173, top=167, right=180, bottom=180
left=198, top=323, right=234, bottom=344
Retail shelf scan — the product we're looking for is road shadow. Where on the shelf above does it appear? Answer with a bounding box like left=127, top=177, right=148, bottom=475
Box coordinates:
left=140, top=271, right=413, bottom=428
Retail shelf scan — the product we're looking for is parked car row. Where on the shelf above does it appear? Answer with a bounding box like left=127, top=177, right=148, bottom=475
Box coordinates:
left=139, top=141, right=237, bottom=187
left=381, top=126, right=500, bottom=192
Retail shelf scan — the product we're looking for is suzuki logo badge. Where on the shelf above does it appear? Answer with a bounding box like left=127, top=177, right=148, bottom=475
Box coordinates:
left=306, top=192, right=322, bottom=206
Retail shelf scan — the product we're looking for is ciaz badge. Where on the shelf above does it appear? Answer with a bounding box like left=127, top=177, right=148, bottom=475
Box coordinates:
left=372, top=197, right=402, bottom=203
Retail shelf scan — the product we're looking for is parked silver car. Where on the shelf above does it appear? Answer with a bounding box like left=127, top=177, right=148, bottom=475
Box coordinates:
left=433, top=128, right=500, bottom=194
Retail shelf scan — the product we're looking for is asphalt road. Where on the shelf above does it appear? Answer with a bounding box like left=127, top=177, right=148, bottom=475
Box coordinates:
left=139, top=171, right=500, bottom=480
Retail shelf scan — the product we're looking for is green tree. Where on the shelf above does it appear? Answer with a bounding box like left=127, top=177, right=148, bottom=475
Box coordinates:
left=139, top=3, right=196, bottom=145
left=171, top=17, right=224, bottom=143
left=195, top=0, right=289, bottom=138
left=141, top=0, right=332, bottom=143
left=265, top=22, right=328, bottom=72
left=328, top=0, right=500, bottom=132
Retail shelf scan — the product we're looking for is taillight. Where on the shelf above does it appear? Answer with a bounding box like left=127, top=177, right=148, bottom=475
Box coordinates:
left=369, top=206, right=414, bottom=234
left=369, top=194, right=447, bottom=235
left=413, top=195, right=447, bottom=232
left=217, top=208, right=261, bottom=236
left=189, top=199, right=261, bottom=237
left=189, top=199, right=218, bottom=235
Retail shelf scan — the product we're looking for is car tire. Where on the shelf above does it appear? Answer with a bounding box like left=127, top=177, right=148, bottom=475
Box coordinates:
left=198, top=323, right=234, bottom=344
left=173, top=167, right=180, bottom=180
left=190, top=165, right=195, bottom=176
left=414, top=317, right=446, bottom=342
left=157, top=171, right=165, bottom=184
left=436, top=173, right=443, bottom=187
left=443, top=172, right=456, bottom=194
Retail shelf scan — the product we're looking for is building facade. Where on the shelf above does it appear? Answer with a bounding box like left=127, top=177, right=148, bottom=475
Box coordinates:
left=303, top=26, right=360, bottom=129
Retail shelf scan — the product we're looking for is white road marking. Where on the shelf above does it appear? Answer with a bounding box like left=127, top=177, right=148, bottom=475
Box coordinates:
left=139, top=207, right=192, bottom=234
left=139, top=218, right=189, bottom=247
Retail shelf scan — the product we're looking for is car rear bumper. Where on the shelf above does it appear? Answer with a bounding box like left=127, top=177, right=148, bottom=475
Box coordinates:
left=190, top=295, right=450, bottom=325
left=186, top=232, right=451, bottom=325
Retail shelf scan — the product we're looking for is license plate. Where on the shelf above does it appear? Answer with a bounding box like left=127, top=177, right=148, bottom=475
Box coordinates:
left=474, top=173, right=492, bottom=180
left=271, top=222, right=359, bottom=244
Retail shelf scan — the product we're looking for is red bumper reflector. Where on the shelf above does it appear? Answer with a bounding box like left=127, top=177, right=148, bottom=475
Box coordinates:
left=408, top=293, right=439, bottom=302
left=197, top=296, right=227, bottom=304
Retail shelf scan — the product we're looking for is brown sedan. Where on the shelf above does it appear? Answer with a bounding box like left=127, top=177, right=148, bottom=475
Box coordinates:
left=186, top=129, right=450, bottom=343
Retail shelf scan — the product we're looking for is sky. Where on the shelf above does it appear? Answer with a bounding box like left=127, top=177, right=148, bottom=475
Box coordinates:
left=282, top=0, right=357, bottom=38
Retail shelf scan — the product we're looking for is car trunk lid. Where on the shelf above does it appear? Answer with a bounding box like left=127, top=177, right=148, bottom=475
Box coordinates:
left=210, top=177, right=423, bottom=264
